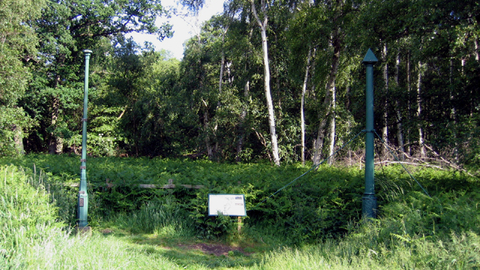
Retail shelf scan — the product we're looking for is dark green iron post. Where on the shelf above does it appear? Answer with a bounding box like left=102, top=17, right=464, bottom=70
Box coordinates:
left=362, top=49, right=378, bottom=218
left=78, top=49, right=92, bottom=228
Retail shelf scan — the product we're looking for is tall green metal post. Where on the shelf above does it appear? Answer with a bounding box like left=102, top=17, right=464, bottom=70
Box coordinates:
left=78, top=49, right=92, bottom=228
left=362, top=49, right=378, bottom=218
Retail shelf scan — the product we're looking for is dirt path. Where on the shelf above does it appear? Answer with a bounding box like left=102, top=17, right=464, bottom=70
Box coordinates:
left=177, top=242, right=249, bottom=256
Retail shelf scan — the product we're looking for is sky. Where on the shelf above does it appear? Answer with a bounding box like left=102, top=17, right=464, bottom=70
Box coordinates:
left=127, top=0, right=224, bottom=60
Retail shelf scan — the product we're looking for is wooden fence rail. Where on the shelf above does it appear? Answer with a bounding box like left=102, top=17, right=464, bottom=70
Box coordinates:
left=68, top=178, right=205, bottom=189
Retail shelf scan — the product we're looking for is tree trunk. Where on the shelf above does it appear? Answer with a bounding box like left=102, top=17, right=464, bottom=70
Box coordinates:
left=475, top=39, right=479, bottom=61
left=381, top=43, right=389, bottom=156
left=218, top=26, right=229, bottom=95
left=236, top=80, right=250, bottom=162
left=395, top=51, right=405, bottom=160
left=450, top=58, right=459, bottom=162
left=313, top=34, right=340, bottom=166
left=14, top=125, right=25, bottom=155
left=417, top=61, right=426, bottom=158
left=312, top=117, right=328, bottom=165
left=212, top=27, right=230, bottom=160
left=346, top=85, right=353, bottom=166
left=260, top=28, right=280, bottom=166
left=327, top=34, right=340, bottom=165
left=236, top=27, right=254, bottom=162
left=301, top=49, right=312, bottom=165
left=202, top=99, right=213, bottom=158
left=328, top=82, right=336, bottom=165
left=48, top=96, right=60, bottom=154
left=251, top=0, right=280, bottom=166
left=219, top=51, right=225, bottom=94
left=406, top=52, right=412, bottom=155
left=49, top=74, right=63, bottom=154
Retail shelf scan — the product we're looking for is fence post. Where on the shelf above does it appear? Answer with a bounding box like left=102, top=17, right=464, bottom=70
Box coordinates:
left=362, top=48, right=378, bottom=218
left=78, top=49, right=92, bottom=229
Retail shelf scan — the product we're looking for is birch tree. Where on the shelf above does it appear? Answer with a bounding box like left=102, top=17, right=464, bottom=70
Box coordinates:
left=250, top=0, right=281, bottom=166
left=310, top=0, right=349, bottom=166
left=301, top=49, right=312, bottom=165
left=416, top=59, right=426, bottom=159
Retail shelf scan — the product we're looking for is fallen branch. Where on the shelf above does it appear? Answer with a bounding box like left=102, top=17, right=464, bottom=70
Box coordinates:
left=374, top=160, right=443, bottom=170
left=424, top=144, right=476, bottom=177
left=68, top=178, right=205, bottom=189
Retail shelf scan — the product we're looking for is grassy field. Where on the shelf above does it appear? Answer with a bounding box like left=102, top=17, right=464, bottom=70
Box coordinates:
left=1, top=155, right=479, bottom=269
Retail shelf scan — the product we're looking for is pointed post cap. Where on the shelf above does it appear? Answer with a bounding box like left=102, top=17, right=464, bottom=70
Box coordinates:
left=362, top=48, right=378, bottom=64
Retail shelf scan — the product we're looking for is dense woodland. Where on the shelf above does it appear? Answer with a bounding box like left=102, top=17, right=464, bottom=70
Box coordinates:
left=1, top=0, right=479, bottom=168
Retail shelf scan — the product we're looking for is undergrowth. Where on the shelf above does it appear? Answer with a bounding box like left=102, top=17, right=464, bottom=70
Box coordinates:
left=0, top=155, right=479, bottom=269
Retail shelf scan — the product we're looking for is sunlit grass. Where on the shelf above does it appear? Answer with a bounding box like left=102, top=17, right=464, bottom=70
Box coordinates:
left=24, top=232, right=184, bottom=270
left=249, top=230, right=480, bottom=270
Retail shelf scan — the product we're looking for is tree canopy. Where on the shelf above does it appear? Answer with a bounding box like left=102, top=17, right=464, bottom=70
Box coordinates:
left=2, top=0, right=479, bottom=170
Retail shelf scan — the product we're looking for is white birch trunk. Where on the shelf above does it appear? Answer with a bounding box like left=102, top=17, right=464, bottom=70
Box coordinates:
left=406, top=53, right=411, bottom=155
left=219, top=52, right=225, bottom=94
left=417, top=61, right=426, bottom=158
left=251, top=0, right=280, bottom=165
left=381, top=44, right=389, bottom=156
left=218, top=26, right=229, bottom=95
left=328, top=83, right=336, bottom=165
left=475, top=39, right=480, bottom=61
left=301, top=49, right=312, bottom=165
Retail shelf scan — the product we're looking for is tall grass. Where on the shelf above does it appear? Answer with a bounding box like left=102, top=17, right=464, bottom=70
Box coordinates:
left=251, top=223, right=480, bottom=269
left=107, top=197, right=195, bottom=237
left=0, top=165, right=186, bottom=269
left=23, top=233, right=183, bottom=270
left=0, top=165, right=64, bottom=268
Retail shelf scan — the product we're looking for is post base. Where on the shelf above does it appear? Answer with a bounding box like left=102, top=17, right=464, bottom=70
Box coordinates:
left=75, top=226, right=92, bottom=237
left=362, top=194, right=377, bottom=219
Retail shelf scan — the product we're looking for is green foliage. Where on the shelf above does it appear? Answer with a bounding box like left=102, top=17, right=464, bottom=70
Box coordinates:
left=0, top=165, right=64, bottom=268
left=5, top=154, right=478, bottom=246
left=1, top=155, right=480, bottom=268
left=2, top=0, right=479, bottom=168
left=109, top=197, right=194, bottom=237
left=379, top=190, right=480, bottom=238
left=22, top=232, right=182, bottom=270
left=0, top=0, right=45, bottom=105
left=0, top=0, right=45, bottom=156
left=250, top=230, right=480, bottom=269
left=111, top=46, right=190, bottom=157
left=20, top=0, right=173, bottom=154
left=246, top=165, right=365, bottom=245
left=0, top=107, right=35, bottom=156
left=188, top=187, right=246, bottom=240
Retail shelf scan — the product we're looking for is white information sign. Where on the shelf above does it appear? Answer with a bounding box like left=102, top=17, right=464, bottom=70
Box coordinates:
left=208, top=194, right=246, bottom=216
